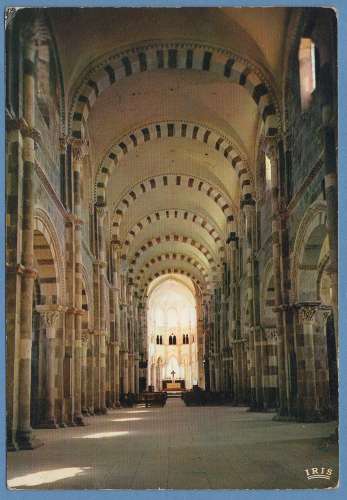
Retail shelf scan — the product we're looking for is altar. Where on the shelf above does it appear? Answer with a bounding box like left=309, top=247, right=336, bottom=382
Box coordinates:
left=162, top=379, right=185, bottom=391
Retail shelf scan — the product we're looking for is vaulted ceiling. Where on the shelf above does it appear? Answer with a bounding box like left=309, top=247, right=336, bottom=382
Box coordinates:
left=48, top=7, right=290, bottom=295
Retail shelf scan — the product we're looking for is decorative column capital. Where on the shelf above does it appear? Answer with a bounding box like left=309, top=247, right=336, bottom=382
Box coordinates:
left=81, top=333, right=89, bottom=344
left=12, top=117, right=41, bottom=143
left=111, top=239, right=122, bottom=251
left=319, top=306, right=333, bottom=324
left=59, top=135, right=68, bottom=153
left=240, top=193, right=256, bottom=210
left=264, top=327, right=278, bottom=342
left=20, top=16, right=50, bottom=47
left=71, top=138, right=89, bottom=161
left=296, top=302, right=320, bottom=324
left=95, top=203, right=107, bottom=221
left=36, top=305, right=65, bottom=337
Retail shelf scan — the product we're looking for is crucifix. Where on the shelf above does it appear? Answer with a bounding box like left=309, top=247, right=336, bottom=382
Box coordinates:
left=171, top=370, right=176, bottom=382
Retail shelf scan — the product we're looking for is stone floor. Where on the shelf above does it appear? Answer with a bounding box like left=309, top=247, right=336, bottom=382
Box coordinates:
left=7, top=399, right=339, bottom=490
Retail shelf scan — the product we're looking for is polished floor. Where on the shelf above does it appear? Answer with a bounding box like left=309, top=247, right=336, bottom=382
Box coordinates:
left=7, top=399, right=338, bottom=490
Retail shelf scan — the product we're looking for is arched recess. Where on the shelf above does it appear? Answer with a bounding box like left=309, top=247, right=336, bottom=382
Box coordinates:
left=31, top=210, right=64, bottom=427
left=34, top=209, right=65, bottom=305
left=292, top=200, right=337, bottom=416
left=80, top=268, right=93, bottom=415
left=69, top=41, right=280, bottom=140
left=95, top=120, right=252, bottom=203
left=292, top=201, right=329, bottom=303
left=111, top=173, right=236, bottom=241
left=123, top=208, right=224, bottom=253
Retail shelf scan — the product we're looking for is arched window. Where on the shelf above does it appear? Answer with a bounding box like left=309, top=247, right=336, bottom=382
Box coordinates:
left=265, top=154, right=272, bottom=190
left=169, top=335, right=173, bottom=345
left=173, top=335, right=177, bottom=345
left=186, top=334, right=189, bottom=344
left=182, top=335, right=186, bottom=344
left=160, top=336, right=163, bottom=345
left=156, top=335, right=159, bottom=345
left=298, top=37, right=318, bottom=110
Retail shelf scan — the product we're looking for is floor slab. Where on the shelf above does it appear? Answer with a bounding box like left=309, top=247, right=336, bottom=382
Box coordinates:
left=7, top=399, right=339, bottom=490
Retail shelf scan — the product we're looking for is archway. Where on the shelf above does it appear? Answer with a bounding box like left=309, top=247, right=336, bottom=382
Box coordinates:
left=147, top=275, right=199, bottom=391
left=31, top=225, right=61, bottom=428
left=293, top=203, right=337, bottom=418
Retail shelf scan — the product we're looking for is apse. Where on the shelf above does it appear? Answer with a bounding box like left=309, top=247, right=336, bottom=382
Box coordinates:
left=147, top=275, right=198, bottom=390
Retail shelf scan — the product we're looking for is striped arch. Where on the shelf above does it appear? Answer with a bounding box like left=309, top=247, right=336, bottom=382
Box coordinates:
left=123, top=209, right=224, bottom=255
left=112, top=174, right=235, bottom=241
left=95, top=121, right=252, bottom=204
left=138, top=268, right=209, bottom=296
left=129, top=253, right=211, bottom=283
left=34, top=209, right=65, bottom=304
left=70, top=41, right=280, bottom=140
left=126, top=234, right=222, bottom=269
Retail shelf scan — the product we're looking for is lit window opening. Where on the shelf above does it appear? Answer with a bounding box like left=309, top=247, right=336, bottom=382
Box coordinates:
left=265, top=154, right=272, bottom=189
left=299, top=38, right=317, bottom=110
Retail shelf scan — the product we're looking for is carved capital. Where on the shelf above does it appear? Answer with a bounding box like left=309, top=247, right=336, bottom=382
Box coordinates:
left=111, top=239, right=122, bottom=252
left=81, top=333, right=89, bottom=344
left=95, top=203, right=107, bottom=221
left=297, top=302, right=320, bottom=323
left=36, top=305, right=65, bottom=337
left=21, top=16, right=50, bottom=47
left=264, top=327, right=278, bottom=342
left=19, top=118, right=41, bottom=143
left=71, top=138, right=88, bottom=161
left=320, top=306, right=333, bottom=324
left=59, top=135, right=68, bottom=153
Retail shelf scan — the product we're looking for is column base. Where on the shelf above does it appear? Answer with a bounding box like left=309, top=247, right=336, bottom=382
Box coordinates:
left=16, top=431, right=44, bottom=450
left=7, top=431, right=19, bottom=452
left=94, top=408, right=107, bottom=415
left=74, top=415, right=86, bottom=426
left=59, top=422, right=67, bottom=428
left=37, top=420, right=59, bottom=429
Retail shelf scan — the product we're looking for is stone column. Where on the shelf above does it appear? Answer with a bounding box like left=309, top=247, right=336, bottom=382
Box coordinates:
left=296, top=303, right=320, bottom=420
left=87, top=332, right=95, bottom=414
left=36, top=306, right=64, bottom=428
left=94, top=205, right=108, bottom=414
left=81, top=333, right=89, bottom=415
left=15, top=21, right=43, bottom=450
left=111, top=241, right=122, bottom=406
left=242, top=198, right=260, bottom=408
left=320, top=62, right=338, bottom=345
left=71, top=139, right=88, bottom=426
left=266, top=137, right=289, bottom=416
left=120, top=265, right=130, bottom=395
left=315, top=308, right=331, bottom=416
left=135, top=353, right=140, bottom=396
